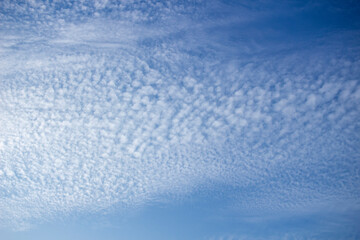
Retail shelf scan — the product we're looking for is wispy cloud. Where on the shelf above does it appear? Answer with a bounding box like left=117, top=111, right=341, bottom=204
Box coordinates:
left=0, top=0, right=359, bottom=231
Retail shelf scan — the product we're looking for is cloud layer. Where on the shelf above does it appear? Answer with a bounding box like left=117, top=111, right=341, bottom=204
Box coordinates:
left=0, top=0, right=360, bottom=231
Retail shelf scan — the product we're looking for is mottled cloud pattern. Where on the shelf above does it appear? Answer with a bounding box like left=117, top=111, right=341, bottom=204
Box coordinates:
left=0, top=0, right=359, bottom=231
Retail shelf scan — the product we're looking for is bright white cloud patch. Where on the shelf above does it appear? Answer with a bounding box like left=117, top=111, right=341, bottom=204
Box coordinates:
left=0, top=0, right=359, bottom=231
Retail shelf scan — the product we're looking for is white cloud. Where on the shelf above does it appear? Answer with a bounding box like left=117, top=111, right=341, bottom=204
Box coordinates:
left=0, top=0, right=359, bottom=231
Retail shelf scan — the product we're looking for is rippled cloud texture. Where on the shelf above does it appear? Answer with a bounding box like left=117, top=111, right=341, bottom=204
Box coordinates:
left=1, top=0, right=360, bottom=239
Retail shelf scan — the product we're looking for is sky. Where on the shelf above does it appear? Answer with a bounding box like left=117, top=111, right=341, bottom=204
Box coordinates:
left=0, top=0, right=360, bottom=239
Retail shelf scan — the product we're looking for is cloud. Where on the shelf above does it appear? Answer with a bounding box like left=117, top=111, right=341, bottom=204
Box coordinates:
left=0, top=0, right=360, bottom=231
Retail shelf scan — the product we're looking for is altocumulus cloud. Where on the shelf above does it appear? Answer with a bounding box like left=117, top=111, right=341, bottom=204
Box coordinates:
left=0, top=0, right=360, bottom=231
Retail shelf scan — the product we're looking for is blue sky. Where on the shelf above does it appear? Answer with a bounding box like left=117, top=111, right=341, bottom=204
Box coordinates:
left=0, top=0, right=360, bottom=239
